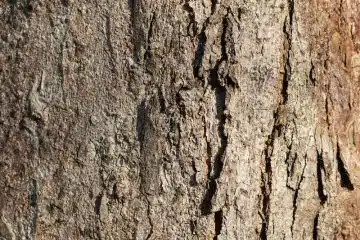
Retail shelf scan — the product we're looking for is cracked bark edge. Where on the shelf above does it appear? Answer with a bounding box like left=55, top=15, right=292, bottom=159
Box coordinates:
left=290, top=158, right=307, bottom=236
left=105, top=14, right=119, bottom=77
left=28, top=179, right=38, bottom=238
left=309, top=61, right=316, bottom=86
left=281, top=0, right=294, bottom=105
left=316, top=150, right=328, bottom=205
left=144, top=12, right=156, bottom=65
left=200, top=11, right=231, bottom=216
left=183, top=1, right=197, bottom=38
left=313, top=212, right=319, bottom=240
left=58, top=17, right=69, bottom=105
left=192, top=1, right=220, bottom=79
left=145, top=196, right=154, bottom=240
left=214, top=210, right=223, bottom=240
left=259, top=2, right=294, bottom=237
left=336, top=143, right=354, bottom=190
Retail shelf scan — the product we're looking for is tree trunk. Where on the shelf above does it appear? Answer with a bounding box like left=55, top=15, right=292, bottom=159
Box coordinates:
left=1, top=0, right=360, bottom=239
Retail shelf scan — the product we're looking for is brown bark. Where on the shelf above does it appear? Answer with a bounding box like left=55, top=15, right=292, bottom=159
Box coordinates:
left=1, top=0, right=360, bottom=239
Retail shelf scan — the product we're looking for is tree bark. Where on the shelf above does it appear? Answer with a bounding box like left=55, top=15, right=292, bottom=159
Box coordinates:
left=1, top=0, right=360, bottom=239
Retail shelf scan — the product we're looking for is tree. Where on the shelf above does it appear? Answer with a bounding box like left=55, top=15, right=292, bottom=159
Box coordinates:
left=1, top=0, right=360, bottom=239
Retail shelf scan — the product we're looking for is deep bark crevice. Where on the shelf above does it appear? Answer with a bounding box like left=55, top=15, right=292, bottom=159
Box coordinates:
left=309, top=61, right=316, bottom=86
left=259, top=2, right=295, bottom=229
left=281, top=0, right=294, bottom=105
left=29, top=179, right=38, bottom=237
left=144, top=12, right=156, bottom=63
left=313, top=212, right=319, bottom=240
left=316, top=151, right=328, bottom=204
left=200, top=12, right=231, bottom=216
left=94, top=194, right=102, bottom=215
left=336, top=143, right=354, bottom=190
left=214, top=210, right=223, bottom=240
left=291, top=159, right=307, bottom=236
left=145, top=197, right=154, bottom=240
left=183, top=1, right=197, bottom=38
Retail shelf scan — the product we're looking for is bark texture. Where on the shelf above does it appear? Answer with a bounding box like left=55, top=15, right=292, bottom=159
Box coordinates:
left=1, top=0, right=360, bottom=239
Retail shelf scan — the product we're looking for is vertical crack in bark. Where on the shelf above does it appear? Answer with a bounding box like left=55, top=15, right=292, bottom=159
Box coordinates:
left=105, top=14, right=119, bottom=77
left=29, top=179, right=38, bottom=237
left=313, top=212, right=319, bottom=240
left=259, top=4, right=295, bottom=230
left=214, top=210, right=223, bottom=240
left=192, top=2, right=220, bottom=79
left=200, top=12, right=230, bottom=216
left=281, top=0, right=294, bottom=104
left=336, top=143, right=354, bottom=190
left=291, top=159, right=307, bottom=236
left=203, top=116, right=212, bottom=181
left=145, top=196, right=154, bottom=240
left=183, top=1, right=197, bottom=38
left=144, top=13, right=156, bottom=63
left=260, top=0, right=294, bottom=232
left=260, top=125, right=275, bottom=239
left=193, top=30, right=207, bottom=78
left=309, top=61, right=316, bottom=86
left=58, top=17, right=69, bottom=105
left=210, top=0, right=217, bottom=14
left=316, top=151, right=328, bottom=204
left=325, top=96, right=331, bottom=128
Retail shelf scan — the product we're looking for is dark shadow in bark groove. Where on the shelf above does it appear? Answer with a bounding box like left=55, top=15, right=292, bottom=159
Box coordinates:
left=136, top=100, right=147, bottom=152
left=316, top=151, right=328, bottom=204
left=200, top=11, right=233, bottom=216
left=94, top=194, right=102, bottom=215
left=313, top=212, right=319, bottom=240
left=183, top=1, right=197, bottom=38
left=336, top=143, right=354, bottom=190
left=193, top=32, right=206, bottom=78
left=214, top=210, right=223, bottom=240
left=29, top=179, right=38, bottom=237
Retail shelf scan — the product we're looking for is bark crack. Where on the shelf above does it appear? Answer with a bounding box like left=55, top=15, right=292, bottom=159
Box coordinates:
left=145, top=196, right=154, bottom=240
left=214, top=210, right=223, bottom=240
left=291, top=158, right=307, bottom=236
left=309, top=61, right=316, bottom=86
left=313, top=212, right=319, bottom=240
left=144, top=12, right=156, bottom=63
left=29, top=179, right=38, bottom=238
left=200, top=11, right=231, bottom=216
left=316, top=150, right=328, bottom=205
left=336, top=143, right=354, bottom=190
left=183, top=1, right=197, bottom=38
left=105, top=14, right=119, bottom=77
left=281, top=0, right=294, bottom=104
left=58, top=17, right=69, bottom=105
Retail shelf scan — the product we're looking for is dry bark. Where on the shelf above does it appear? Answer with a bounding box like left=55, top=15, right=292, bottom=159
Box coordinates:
left=1, top=0, right=360, bottom=239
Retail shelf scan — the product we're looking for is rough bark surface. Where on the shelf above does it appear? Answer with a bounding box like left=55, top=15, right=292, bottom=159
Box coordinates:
left=1, top=0, right=360, bottom=239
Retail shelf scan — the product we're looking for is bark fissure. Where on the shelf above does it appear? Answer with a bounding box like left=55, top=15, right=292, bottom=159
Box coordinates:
left=214, top=210, right=223, bottom=240
left=183, top=1, right=197, bottom=38
left=309, top=61, right=316, bottom=86
left=58, top=17, right=69, bottom=105
left=105, top=15, right=119, bottom=77
left=200, top=12, right=230, bottom=216
left=260, top=131, right=274, bottom=240
left=313, top=212, right=319, bottom=240
left=145, top=197, right=154, bottom=240
left=291, top=159, right=307, bottom=236
left=281, top=0, right=294, bottom=104
left=144, top=12, right=156, bottom=63
left=316, top=151, right=328, bottom=204
left=29, top=179, right=38, bottom=237
left=336, top=143, right=354, bottom=190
